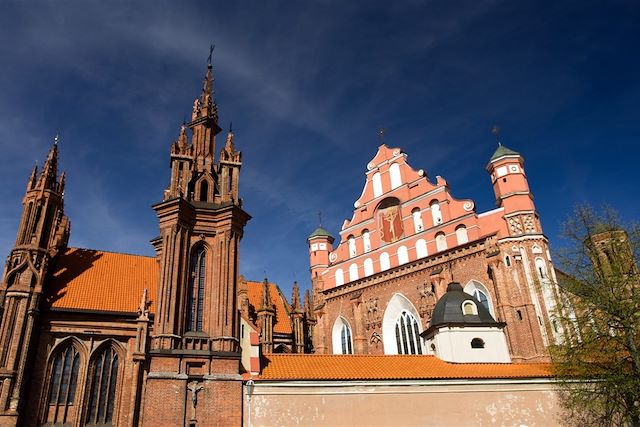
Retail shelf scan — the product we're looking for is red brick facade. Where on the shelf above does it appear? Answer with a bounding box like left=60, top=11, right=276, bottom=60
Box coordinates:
left=0, top=59, right=251, bottom=426
left=309, top=144, right=562, bottom=362
left=0, top=57, right=564, bottom=426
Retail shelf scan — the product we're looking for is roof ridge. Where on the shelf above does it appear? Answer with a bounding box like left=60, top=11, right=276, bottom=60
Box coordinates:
left=67, top=246, right=156, bottom=259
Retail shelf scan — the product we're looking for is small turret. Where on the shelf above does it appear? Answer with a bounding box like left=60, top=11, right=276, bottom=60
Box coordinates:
left=218, top=125, right=242, bottom=204
left=486, top=144, right=535, bottom=214
left=308, top=226, right=335, bottom=279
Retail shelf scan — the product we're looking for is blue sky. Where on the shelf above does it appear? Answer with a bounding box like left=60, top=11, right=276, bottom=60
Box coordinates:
left=1, top=1, right=638, bottom=299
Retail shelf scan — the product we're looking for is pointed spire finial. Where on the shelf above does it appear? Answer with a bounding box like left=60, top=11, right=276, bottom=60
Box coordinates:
left=54, top=132, right=60, bottom=146
left=207, top=44, right=215, bottom=67
left=491, top=124, right=502, bottom=146
left=377, top=127, right=386, bottom=142
left=292, top=281, right=301, bottom=310
left=229, top=121, right=233, bottom=133
left=178, top=123, right=188, bottom=148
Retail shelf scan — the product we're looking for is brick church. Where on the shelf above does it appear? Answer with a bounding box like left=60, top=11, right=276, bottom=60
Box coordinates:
left=0, top=57, right=563, bottom=426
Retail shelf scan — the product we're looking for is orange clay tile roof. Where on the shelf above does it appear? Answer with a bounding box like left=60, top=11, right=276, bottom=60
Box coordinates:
left=246, top=281, right=292, bottom=334
left=259, top=354, right=553, bottom=381
left=44, top=247, right=158, bottom=314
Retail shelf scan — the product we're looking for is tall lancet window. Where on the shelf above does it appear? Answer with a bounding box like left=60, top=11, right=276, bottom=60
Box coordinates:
left=187, top=246, right=206, bottom=332
left=86, top=346, right=119, bottom=425
left=46, top=344, right=81, bottom=425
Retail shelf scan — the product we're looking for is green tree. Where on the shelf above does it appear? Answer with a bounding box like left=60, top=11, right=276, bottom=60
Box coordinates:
left=552, top=205, right=640, bottom=427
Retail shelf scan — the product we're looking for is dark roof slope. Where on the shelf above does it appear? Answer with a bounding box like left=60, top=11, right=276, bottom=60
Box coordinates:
left=430, top=282, right=496, bottom=326
left=308, top=226, right=335, bottom=242
left=490, top=144, right=520, bottom=161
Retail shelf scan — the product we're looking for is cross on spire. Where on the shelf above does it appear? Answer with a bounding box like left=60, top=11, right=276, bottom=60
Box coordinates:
left=491, top=124, right=502, bottom=146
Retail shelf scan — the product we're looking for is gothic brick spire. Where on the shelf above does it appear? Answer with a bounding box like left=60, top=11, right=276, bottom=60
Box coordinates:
left=0, top=135, right=69, bottom=419
left=188, top=49, right=221, bottom=163
left=291, top=282, right=302, bottom=312
left=36, top=137, right=59, bottom=191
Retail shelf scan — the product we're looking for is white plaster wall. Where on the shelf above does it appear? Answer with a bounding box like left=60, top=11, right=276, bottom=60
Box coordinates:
left=429, top=326, right=511, bottom=363
left=244, top=379, right=561, bottom=426
left=240, top=317, right=260, bottom=372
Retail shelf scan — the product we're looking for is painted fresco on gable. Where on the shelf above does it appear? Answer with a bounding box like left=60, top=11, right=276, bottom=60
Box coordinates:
left=377, top=199, right=404, bottom=243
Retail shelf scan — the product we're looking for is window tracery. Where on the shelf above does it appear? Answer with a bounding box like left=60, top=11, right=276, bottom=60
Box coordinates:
left=332, top=317, right=354, bottom=355
left=186, top=246, right=206, bottom=332
left=45, top=344, right=81, bottom=425
left=85, top=346, right=119, bottom=425
left=395, top=311, right=422, bottom=355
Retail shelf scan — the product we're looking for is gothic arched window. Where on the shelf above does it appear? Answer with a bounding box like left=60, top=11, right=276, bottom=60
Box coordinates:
left=186, top=246, right=206, bottom=332
left=86, top=346, right=119, bottom=425
left=46, top=344, right=81, bottom=425
left=335, top=268, right=344, bottom=286
left=332, top=317, right=353, bottom=355
left=382, top=294, right=424, bottom=354
left=341, top=324, right=353, bottom=354
left=395, top=311, right=423, bottom=355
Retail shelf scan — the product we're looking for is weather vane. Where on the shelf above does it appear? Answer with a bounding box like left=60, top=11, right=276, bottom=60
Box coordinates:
left=377, top=127, right=386, bottom=142
left=318, top=211, right=322, bottom=227
left=491, top=124, right=501, bottom=146
left=207, top=44, right=215, bottom=66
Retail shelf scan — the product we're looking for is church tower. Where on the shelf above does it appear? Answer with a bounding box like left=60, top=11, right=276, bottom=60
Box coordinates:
left=143, top=53, right=250, bottom=426
left=0, top=137, right=69, bottom=421
left=486, top=143, right=560, bottom=360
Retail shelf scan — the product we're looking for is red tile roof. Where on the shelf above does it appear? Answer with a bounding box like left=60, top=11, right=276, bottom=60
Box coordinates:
left=44, top=247, right=158, bottom=314
left=245, top=281, right=292, bottom=334
left=259, top=354, right=553, bottom=380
